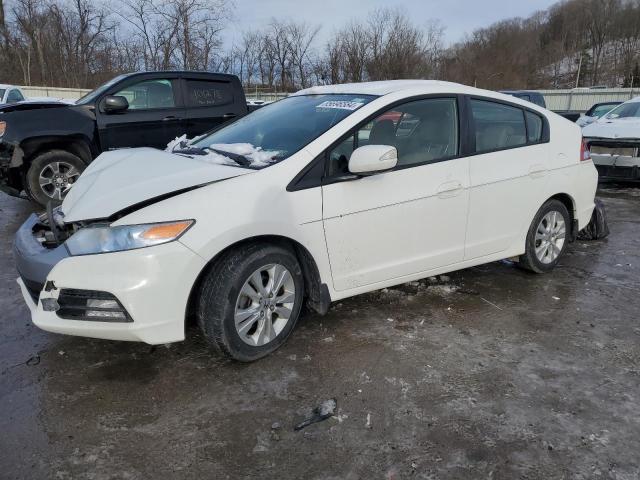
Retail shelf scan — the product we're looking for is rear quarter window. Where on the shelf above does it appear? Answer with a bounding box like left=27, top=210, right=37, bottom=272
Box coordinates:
left=525, top=111, right=543, bottom=143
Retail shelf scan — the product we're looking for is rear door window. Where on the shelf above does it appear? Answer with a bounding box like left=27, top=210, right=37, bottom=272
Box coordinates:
left=471, top=99, right=527, bottom=153
left=185, top=80, right=233, bottom=107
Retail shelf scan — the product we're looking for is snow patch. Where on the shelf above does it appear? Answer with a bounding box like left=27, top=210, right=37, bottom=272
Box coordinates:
left=166, top=135, right=280, bottom=168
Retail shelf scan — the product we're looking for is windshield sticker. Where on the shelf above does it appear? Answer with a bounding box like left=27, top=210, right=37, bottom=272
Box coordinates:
left=316, top=100, right=365, bottom=111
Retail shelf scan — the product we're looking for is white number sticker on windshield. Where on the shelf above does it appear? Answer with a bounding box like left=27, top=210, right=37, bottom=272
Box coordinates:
left=316, top=100, right=365, bottom=111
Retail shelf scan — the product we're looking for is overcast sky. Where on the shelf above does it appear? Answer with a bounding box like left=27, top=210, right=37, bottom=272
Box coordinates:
left=224, top=0, right=560, bottom=48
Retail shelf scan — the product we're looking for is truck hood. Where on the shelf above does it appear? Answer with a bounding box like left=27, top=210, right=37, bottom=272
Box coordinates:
left=0, top=101, right=71, bottom=113
left=61, top=147, right=252, bottom=222
left=582, top=117, right=640, bottom=140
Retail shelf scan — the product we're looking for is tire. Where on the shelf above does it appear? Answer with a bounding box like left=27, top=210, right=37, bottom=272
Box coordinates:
left=25, top=150, right=85, bottom=207
left=519, top=199, right=571, bottom=273
left=197, top=243, right=305, bottom=362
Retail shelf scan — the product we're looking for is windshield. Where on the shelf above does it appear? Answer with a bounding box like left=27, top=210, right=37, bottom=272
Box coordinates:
left=0, top=89, right=5, bottom=101
left=605, top=101, right=640, bottom=119
left=75, top=74, right=129, bottom=105
left=191, top=94, right=375, bottom=168
left=590, top=104, right=618, bottom=118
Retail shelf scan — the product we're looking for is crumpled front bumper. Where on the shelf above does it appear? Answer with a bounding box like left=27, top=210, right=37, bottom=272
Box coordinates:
left=14, top=215, right=208, bottom=344
left=587, top=139, right=640, bottom=180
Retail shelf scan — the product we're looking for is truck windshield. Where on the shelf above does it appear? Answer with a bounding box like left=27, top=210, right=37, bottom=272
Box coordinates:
left=75, top=74, right=129, bottom=105
left=192, top=94, right=375, bottom=168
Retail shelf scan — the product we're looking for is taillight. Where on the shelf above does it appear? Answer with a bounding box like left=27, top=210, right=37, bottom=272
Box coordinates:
left=580, top=138, right=591, bottom=161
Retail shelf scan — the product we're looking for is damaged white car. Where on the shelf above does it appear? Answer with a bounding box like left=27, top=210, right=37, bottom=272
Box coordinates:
left=583, top=96, right=640, bottom=180
left=15, top=80, right=598, bottom=361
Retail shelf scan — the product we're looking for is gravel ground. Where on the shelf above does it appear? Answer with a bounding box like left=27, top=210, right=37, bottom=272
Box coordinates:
left=1, top=186, right=639, bottom=480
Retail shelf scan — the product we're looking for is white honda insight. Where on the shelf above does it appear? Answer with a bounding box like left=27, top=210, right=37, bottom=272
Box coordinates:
left=15, top=80, right=598, bottom=361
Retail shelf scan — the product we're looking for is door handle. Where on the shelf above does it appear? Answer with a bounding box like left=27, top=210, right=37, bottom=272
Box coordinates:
left=223, top=113, right=237, bottom=119
left=436, top=181, right=463, bottom=198
left=528, top=164, right=547, bottom=178
left=162, top=115, right=178, bottom=122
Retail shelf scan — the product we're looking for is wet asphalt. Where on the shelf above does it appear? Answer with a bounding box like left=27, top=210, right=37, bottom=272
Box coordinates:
left=1, top=186, right=639, bottom=480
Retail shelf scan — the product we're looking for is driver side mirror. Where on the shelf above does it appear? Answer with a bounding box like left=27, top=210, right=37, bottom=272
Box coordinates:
left=103, top=95, right=129, bottom=113
left=348, top=145, right=398, bottom=175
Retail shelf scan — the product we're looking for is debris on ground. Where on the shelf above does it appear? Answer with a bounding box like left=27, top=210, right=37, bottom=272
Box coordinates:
left=578, top=199, right=610, bottom=240
left=294, top=399, right=337, bottom=431
left=25, top=355, right=40, bottom=366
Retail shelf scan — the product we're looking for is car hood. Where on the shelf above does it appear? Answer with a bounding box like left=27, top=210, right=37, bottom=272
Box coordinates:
left=0, top=101, right=71, bottom=113
left=582, top=117, right=640, bottom=140
left=61, top=147, right=252, bottom=222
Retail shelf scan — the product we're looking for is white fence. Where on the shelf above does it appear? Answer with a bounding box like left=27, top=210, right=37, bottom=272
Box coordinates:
left=20, top=85, right=91, bottom=100
left=19, top=84, right=639, bottom=112
left=539, top=88, right=639, bottom=112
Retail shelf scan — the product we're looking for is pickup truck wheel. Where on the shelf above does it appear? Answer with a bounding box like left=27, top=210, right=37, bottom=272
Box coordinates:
left=197, top=243, right=304, bottom=362
left=519, top=199, right=570, bottom=273
left=25, top=150, right=85, bottom=207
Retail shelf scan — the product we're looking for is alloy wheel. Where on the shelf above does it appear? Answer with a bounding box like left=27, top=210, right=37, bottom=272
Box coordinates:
left=38, top=161, right=81, bottom=200
left=234, top=263, right=296, bottom=346
left=534, top=210, right=566, bottom=264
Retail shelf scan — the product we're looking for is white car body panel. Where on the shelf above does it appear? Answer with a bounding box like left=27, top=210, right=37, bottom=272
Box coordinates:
left=323, top=158, right=469, bottom=291
left=582, top=98, right=640, bottom=170
left=62, top=147, right=251, bottom=222
left=19, top=80, right=598, bottom=343
left=582, top=117, right=640, bottom=140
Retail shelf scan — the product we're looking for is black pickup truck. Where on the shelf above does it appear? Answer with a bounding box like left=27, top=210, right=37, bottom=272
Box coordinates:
left=0, top=71, right=248, bottom=206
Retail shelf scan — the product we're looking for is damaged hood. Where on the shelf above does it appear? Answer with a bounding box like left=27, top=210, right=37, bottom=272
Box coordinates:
left=62, top=147, right=252, bottom=222
left=582, top=117, right=640, bottom=140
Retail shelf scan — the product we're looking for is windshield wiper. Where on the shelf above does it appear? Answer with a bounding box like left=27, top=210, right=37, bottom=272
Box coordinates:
left=207, top=148, right=252, bottom=167
left=172, top=144, right=252, bottom=168
left=172, top=146, right=210, bottom=156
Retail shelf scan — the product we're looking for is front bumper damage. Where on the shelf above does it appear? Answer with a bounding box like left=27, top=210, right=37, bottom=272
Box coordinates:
left=586, top=138, right=640, bottom=180
left=0, top=140, right=24, bottom=196
left=14, top=213, right=207, bottom=344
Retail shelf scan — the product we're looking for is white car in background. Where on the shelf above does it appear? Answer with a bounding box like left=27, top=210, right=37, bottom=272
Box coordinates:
left=0, top=85, right=26, bottom=104
left=14, top=80, right=598, bottom=361
left=576, top=101, right=622, bottom=128
left=582, top=97, right=640, bottom=180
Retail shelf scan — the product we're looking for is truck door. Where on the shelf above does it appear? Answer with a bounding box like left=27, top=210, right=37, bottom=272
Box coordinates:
left=97, top=76, right=185, bottom=150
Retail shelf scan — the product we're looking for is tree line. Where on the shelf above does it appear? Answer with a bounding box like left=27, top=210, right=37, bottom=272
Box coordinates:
left=1, top=0, right=639, bottom=92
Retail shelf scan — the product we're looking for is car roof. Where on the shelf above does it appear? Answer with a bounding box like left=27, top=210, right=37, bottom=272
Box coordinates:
left=292, top=80, right=474, bottom=97
left=499, top=90, right=541, bottom=95
left=0, top=84, right=18, bottom=89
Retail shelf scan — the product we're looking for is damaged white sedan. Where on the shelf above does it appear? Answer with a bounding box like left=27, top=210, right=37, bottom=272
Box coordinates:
left=583, top=96, right=640, bottom=181
left=15, top=80, right=598, bottom=361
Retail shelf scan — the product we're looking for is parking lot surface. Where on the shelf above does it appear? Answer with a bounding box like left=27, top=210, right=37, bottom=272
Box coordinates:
left=1, top=188, right=639, bottom=479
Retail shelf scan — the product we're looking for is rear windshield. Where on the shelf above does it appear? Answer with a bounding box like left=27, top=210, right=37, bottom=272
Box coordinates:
left=192, top=94, right=375, bottom=168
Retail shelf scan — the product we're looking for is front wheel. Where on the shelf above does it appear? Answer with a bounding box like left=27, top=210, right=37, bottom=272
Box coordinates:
left=25, top=150, right=85, bottom=207
left=519, top=199, right=570, bottom=273
left=197, top=243, right=304, bottom=361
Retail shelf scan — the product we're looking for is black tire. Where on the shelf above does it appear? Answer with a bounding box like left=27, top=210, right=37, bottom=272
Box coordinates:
left=25, top=150, right=85, bottom=207
left=519, top=199, right=571, bottom=274
left=197, top=243, right=305, bottom=362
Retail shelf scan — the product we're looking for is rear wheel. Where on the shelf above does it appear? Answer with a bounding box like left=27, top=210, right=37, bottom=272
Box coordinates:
left=25, top=150, right=85, bottom=207
left=197, top=243, right=304, bottom=361
left=519, top=199, right=570, bottom=273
